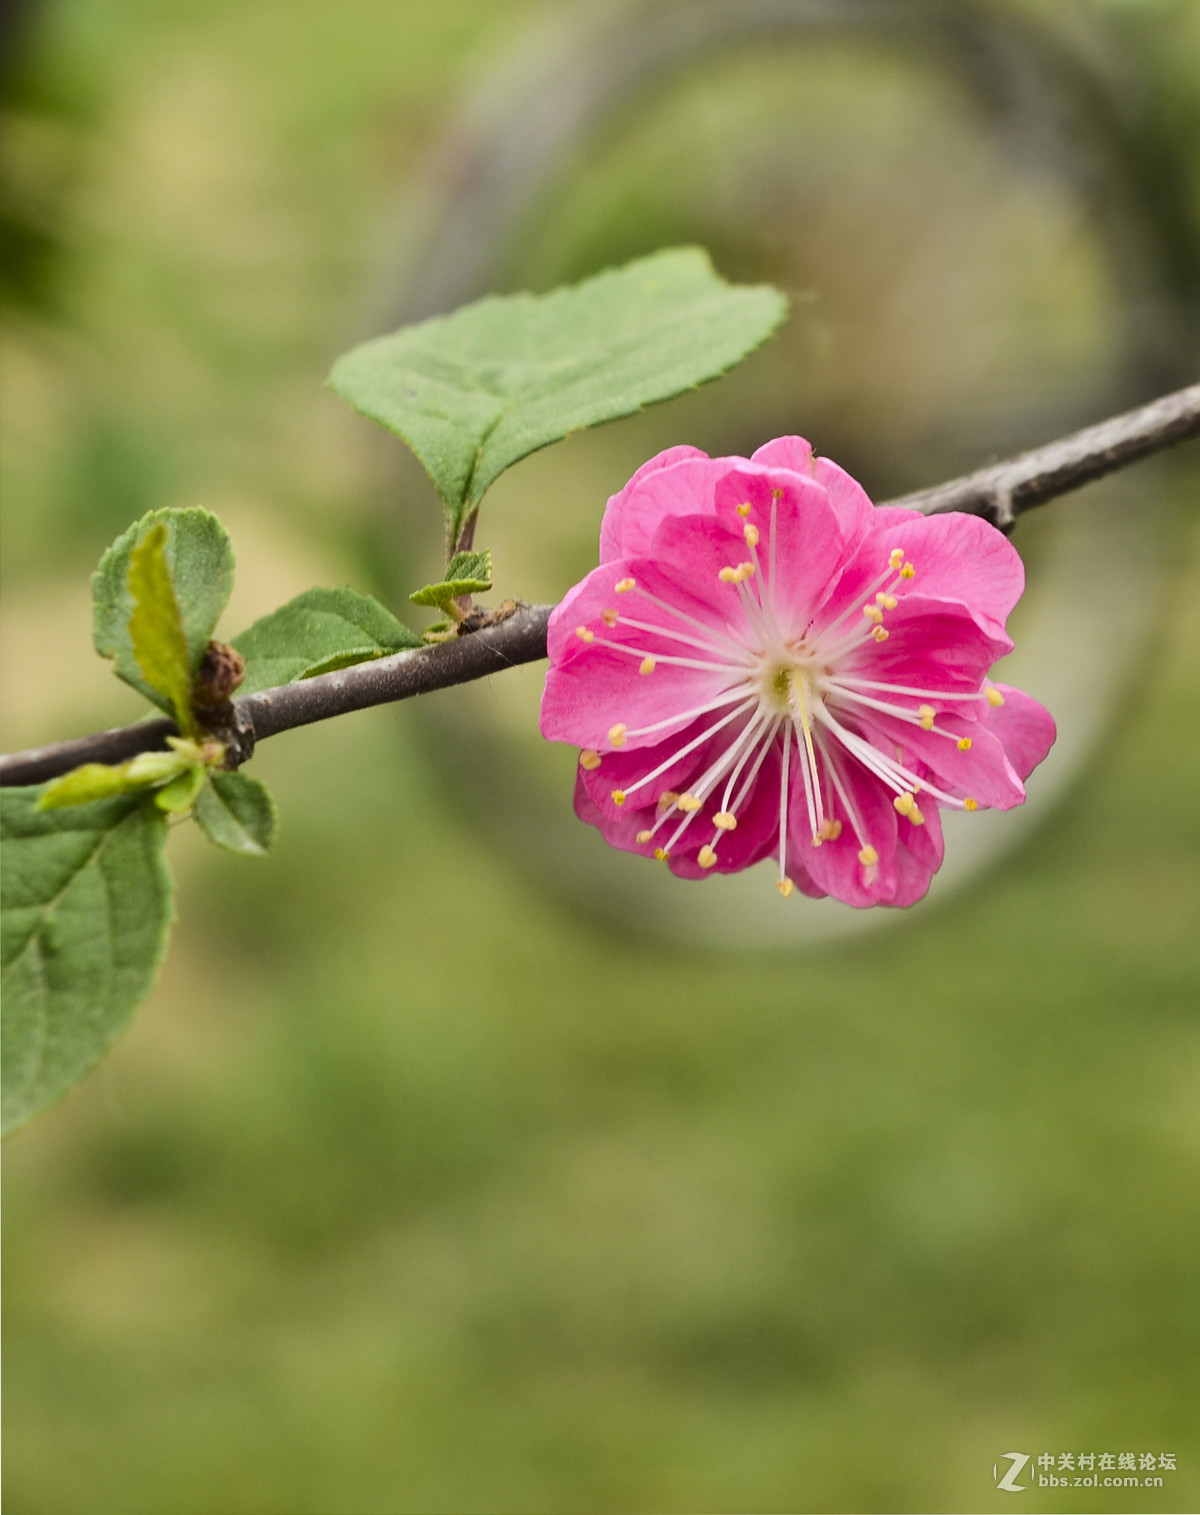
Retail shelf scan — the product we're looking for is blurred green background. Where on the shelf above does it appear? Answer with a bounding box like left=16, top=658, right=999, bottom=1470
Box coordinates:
left=2, top=2, right=1198, bottom=1512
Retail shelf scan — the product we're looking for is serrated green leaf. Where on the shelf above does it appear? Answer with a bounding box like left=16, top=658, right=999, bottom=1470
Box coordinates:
left=194, top=772, right=276, bottom=855
left=328, top=247, right=787, bottom=542
left=127, top=522, right=195, bottom=731
left=1, top=789, right=172, bottom=1134
left=231, top=586, right=422, bottom=695
left=409, top=549, right=493, bottom=609
left=93, top=508, right=234, bottom=714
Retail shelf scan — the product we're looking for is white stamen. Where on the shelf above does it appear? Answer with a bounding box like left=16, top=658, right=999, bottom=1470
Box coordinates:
left=817, top=564, right=903, bottom=641
left=716, top=709, right=772, bottom=815
left=726, top=715, right=782, bottom=817
left=622, top=685, right=752, bottom=740
left=832, top=675, right=987, bottom=702
left=618, top=698, right=757, bottom=799
left=588, top=632, right=746, bottom=674
left=825, top=683, right=975, bottom=740
left=652, top=710, right=773, bottom=851
left=814, top=702, right=969, bottom=810
left=628, top=584, right=751, bottom=659
left=614, top=613, right=756, bottom=665
left=778, top=723, right=792, bottom=886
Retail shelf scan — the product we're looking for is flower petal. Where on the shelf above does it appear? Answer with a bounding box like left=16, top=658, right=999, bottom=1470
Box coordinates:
left=842, top=593, right=1014, bottom=694
left=851, top=706, right=1027, bottom=810
left=889, top=797, right=944, bottom=907
left=980, top=683, right=1056, bottom=780
left=599, top=448, right=713, bottom=562
left=819, top=508, right=1024, bottom=635
left=813, top=457, right=877, bottom=541
left=750, top=436, right=815, bottom=473
left=750, top=438, right=876, bottom=541
left=709, top=465, right=849, bottom=637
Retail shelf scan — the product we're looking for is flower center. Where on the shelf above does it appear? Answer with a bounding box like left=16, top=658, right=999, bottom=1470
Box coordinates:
left=761, top=655, right=820, bottom=717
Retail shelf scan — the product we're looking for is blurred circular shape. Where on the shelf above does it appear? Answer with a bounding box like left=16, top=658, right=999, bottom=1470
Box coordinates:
left=382, top=0, right=1195, bottom=943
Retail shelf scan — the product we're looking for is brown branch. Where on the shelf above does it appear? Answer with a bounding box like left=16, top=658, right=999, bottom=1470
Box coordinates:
left=885, top=383, right=1200, bottom=528
left=0, top=605, right=557, bottom=787
left=3, top=383, right=1197, bottom=789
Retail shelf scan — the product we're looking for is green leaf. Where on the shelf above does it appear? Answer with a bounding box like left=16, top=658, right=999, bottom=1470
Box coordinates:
left=127, top=522, right=195, bottom=731
left=232, top=587, right=422, bottom=695
left=194, top=772, right=277, bottom=855
left=1, top=789, right=172, bottom=1134
left=93, top=508, right=234, bottom=714
left=409, top=549, right=493, bottom=610
left=153, top=763, right=207, bottom=813
left=327, top=247, right=787, bottom=542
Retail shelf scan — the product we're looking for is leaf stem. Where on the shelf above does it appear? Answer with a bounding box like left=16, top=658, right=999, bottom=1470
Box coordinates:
left=3, top=383, right=1197, bottom=789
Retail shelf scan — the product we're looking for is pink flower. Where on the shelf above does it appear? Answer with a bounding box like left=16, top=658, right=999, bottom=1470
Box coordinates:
left=540, top=439, right=1056, bottom=908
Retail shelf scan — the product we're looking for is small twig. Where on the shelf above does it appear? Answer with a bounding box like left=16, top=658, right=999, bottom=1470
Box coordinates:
left=886, top=383, right=1200, bottom=528
left=3, top=384, right=1197, bottom=789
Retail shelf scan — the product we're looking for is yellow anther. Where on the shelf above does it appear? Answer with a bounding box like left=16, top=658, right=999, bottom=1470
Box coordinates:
left=771, top=487, right=783, bottom=500
left=736, top=502, right=752, bottom=517
left=877, top=592, right=898, bottom=610
left=611, top=789, right=626, bottom=806
left=654, top=847, right=670, bottom=862
left=744, top=524, right=760, bottom=548
left=819, top=818, right=843, bottom=841
left=776, top=877, right=794, bottom=898
left=718, top=566, right=739, bottom=583
left=607, top=723, right=627, bottom=748
left=894, top=792, right=916, bottom=816
left=638, top=656, right=656, bottom=675
left=713, top=812, right=737, bottom=830
left=678, top=794, right=702, bottom=812
left=600, top=607, right=619, bottom=628
left=579, top=750, right=601, bottom=770
left=909, top=806, right=925, bottom=826
left=872, top=626, right=889, bottom=643
left=575, top=626, right=594, bottom=642
left=615, top=577, right=636, bottom=593
left=862, top=604, right=884, bottom=623
left=738, top=561, right=755, bottom=578
left=658, top=791, right=679, bottom=809
left=858, top=845, right=879, bottom=867
left=698, top=846, right=718, bottom=869
left=636, top=829, right=653, bottom=844
left=900, top=562, right=915, bottom=579
left=889, top=547, right=905, bottom=569
left=957, top=737, right=972, bottom=752
left=985, top=687, right=1005, bottom=707
left=963, top=797, right=978, bottom=811
left=918, top=705, right=935, bottom=730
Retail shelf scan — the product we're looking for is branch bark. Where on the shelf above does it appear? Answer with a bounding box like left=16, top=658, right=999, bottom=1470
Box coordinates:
left=886, top=383, right=1200, bottom=527
left=3, top=383, right=1197, bottom=788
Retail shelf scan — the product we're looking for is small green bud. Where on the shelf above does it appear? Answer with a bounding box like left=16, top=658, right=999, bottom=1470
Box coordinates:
left=125, top=749, right=191, bottom=787
left=37, top=764, right=130, bottom=810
